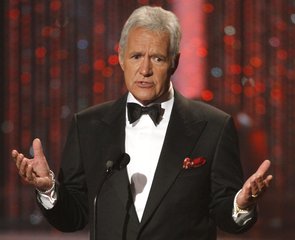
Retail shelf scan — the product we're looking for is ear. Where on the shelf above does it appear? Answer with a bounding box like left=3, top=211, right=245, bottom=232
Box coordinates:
left=118, top=49, right=124, bottom=71
left=170, top=53, right=180, bottom=75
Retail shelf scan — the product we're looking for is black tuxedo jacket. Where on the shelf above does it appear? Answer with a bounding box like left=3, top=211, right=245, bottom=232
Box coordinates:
left=40, top=91, right=256, bottom=240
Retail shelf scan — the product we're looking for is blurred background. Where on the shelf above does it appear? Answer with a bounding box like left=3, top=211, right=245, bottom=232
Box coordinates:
left=1, top=0, right=295, bottom=239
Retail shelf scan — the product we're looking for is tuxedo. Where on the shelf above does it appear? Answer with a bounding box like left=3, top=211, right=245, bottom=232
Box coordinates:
left=40, top=90, right=256, bottom=240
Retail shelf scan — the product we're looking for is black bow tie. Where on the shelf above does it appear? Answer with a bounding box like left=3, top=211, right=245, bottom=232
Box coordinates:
left=127, top=102, right=163, bottom=125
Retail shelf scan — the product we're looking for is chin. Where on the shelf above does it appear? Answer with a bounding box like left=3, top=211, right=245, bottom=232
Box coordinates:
left=135, top=96, right=155, bottom=105
left=132, top=91, right=154, bottom=101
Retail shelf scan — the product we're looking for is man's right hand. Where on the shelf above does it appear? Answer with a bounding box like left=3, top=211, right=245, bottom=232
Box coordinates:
left=12, top=138, right=54, bottom=192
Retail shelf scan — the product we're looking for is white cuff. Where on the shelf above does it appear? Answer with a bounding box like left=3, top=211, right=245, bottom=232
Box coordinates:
left=232, top=189, right=255, bottom=226
left=36, top=170, right=57, bottom=210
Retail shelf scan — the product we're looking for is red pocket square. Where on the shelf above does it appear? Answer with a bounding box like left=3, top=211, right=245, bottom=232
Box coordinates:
left=183, top=157, right=206, bottom=169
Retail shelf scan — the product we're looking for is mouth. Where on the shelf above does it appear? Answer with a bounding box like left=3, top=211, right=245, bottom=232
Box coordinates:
left=135, top=81, right=154, bottom=88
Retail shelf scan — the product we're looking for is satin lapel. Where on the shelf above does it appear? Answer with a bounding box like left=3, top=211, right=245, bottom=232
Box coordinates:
left=98, top=94, right=129, bottom=204
left=140, top=93, right=207, bottom=228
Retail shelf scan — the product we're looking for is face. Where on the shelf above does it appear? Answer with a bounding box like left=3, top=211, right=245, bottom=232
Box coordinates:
left=119, top=27, right=177, bottom=105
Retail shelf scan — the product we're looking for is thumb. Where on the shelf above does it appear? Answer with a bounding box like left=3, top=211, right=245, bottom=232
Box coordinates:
left=31, top=138, right=50, bottom=178
left=32, top=138, right=45, bottom=159
left=256, top=159, right=271, bottom=177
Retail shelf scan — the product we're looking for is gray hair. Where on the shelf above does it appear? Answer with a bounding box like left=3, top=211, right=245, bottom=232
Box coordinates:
left=119, top=6, right=181, bottom=62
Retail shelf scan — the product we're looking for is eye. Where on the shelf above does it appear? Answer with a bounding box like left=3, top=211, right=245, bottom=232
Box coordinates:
left=154, top=57, right=162, bottom=62
left=131, top=54, right=142, bottom=60
left=152, top=56, right=166, bottom=63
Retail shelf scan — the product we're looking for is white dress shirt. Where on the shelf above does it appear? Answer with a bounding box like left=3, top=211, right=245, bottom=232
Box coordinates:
left=125, top=88, right=174, bottom=221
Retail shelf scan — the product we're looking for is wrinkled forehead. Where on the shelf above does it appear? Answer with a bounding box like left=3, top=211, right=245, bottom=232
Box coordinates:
left=125, top=27, right=170, bottom=52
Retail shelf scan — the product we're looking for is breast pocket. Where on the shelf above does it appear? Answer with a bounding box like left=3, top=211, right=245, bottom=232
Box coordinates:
left=172, top=165, right=210, bottom=199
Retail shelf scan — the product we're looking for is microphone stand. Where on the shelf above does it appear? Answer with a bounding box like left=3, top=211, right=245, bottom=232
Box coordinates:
left=93, top=160, right=113, bottom=240
left=93, top=154, right=130, bottom=240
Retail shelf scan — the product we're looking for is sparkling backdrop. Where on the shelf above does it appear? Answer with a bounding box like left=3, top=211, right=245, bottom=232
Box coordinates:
left=1, top=0, right=295, bottom=238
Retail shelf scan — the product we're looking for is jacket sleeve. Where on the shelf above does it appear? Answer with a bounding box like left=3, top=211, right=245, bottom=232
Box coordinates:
left=38, top=115, right=89, bottom=232
left=210, top=116, right=257, bottom=233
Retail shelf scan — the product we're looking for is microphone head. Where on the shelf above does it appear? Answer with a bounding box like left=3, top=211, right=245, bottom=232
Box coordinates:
left=104, top=147, right=130, bottom=172
left=119, top=153, right=130, bottom=169
left=105, top=160, right=114, bottom=173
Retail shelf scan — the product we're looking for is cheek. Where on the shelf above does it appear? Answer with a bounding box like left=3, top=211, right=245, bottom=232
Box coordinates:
left=155, top=69, right=170, bottom=85
left=124, top=63, right=139, bottom=77
left=123, top=72, right=135, bottom=92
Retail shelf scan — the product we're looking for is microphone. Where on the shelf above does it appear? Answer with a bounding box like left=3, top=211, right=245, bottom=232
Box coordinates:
left=115, top=152, right=130, bottom=170
left=105, top=160, right=114, bottom=173
left=93, top=152, right=130, bottom=240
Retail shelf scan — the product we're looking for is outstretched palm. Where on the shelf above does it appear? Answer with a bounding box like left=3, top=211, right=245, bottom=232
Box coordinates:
left=12, top=138, right=53, bottom=192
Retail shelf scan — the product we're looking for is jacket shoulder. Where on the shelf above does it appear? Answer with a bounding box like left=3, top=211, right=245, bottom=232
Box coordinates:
left=75, top=93, right=127, bottom=122
left=77, top=100, right=115, bottom=119
left=175, top=91, right=231, bottom=122
left=190, top=100, right=230, bottom=119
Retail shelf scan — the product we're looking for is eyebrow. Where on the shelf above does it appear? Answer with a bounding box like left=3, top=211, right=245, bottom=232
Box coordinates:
left=128, top=51, right=167, bottom=58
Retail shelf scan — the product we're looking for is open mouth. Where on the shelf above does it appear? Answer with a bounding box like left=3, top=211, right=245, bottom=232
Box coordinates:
left=136, top=81, right=154, bottom=88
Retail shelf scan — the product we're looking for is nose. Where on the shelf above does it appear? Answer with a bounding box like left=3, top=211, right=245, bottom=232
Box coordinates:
left=139, top=56, right=152, bottom=77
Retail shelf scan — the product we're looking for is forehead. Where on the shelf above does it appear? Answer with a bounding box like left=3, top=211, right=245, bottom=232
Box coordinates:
left=126, top=27, right=170, bottom=53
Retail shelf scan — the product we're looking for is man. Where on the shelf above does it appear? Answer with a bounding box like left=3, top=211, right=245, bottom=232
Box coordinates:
left=12, top=6, right=272, bottom=240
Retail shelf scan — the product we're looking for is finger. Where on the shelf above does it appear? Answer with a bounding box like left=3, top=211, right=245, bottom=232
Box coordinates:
left=32, top=139, right=50, bottom=177
left=253, top=172, right=273, bottom=193
left=16, top=153, right=25, bottom=169
left=32, top=170, right=37, bottom=178
left=250, top=175, right=266, bottom=198
left=32, top=138, right=45, bottom=159
left=250, top=174, right=271, bottom=198
left=243, top=181, right=253, bottom=197
left=250, top=178, right=260, bottom=195
left=19, top=157, right=29, bottom=177
left=26, top=164, right=35, bottom=182
left=11, top=150, right=19, bottom=161
left=255, top=160, right=271, bottom=177
left=263, top=175, right=273, bottom=187
left=255, top=175, right=265, bottom=192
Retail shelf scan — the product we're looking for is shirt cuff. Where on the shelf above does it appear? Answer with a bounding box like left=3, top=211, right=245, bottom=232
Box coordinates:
left=36, top=170, right=57, bottom=210
left=232, top=189, right=255, bottom=226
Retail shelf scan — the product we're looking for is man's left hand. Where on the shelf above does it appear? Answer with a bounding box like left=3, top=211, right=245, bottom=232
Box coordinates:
left=236, top=160, right=273, bottom=210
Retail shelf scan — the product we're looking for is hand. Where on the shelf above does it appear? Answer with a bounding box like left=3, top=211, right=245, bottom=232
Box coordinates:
left=236, top=160, right=273, bottom=209
left=11, top=138, right=54, bottom=192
